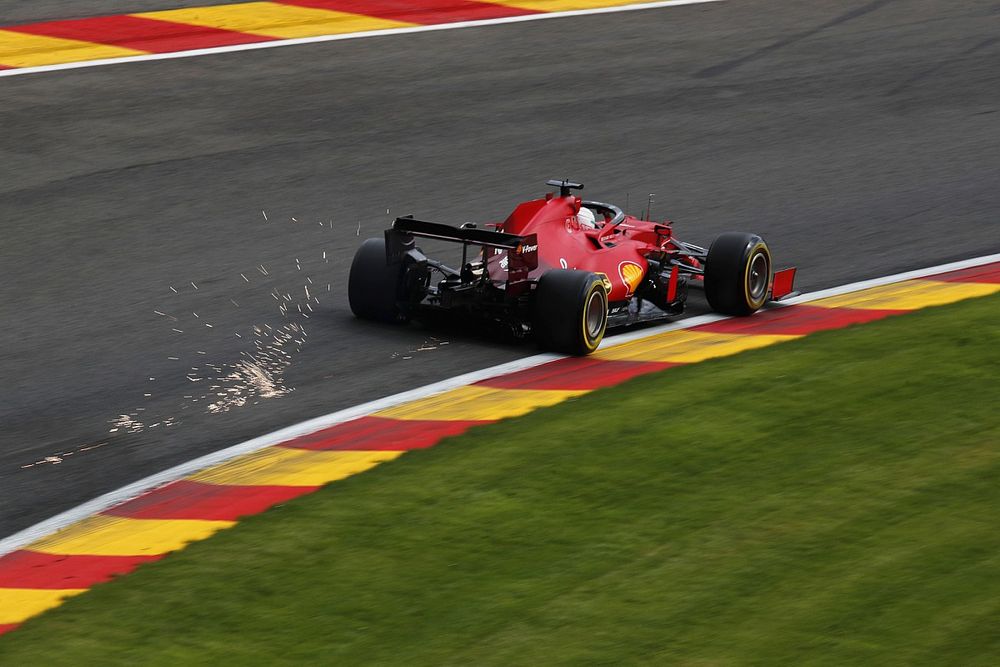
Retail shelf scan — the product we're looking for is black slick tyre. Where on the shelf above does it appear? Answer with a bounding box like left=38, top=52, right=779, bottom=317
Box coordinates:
left=703, top=232, right=772, bottom=316
left=534, top=269, right=608, bottom=355
left=348, top=237, right=407, bottom=323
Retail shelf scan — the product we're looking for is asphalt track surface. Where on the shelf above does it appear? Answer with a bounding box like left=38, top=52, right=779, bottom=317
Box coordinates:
left=1, top=0, right=998, bottom=537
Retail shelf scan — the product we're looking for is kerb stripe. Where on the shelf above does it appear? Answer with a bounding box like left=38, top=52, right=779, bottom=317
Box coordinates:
left=278, top=416, right=488, bottom=451
left=693, top=304, right=903, bottom=336
left=6, top=15, right=273, bottom=52
left=476, top=357, right=675, bottom=390
left=103, top=480, right=318, bottom=521
left=281, top=0, right=541, bottom=23
left=0, top=551, right=159, bottom=589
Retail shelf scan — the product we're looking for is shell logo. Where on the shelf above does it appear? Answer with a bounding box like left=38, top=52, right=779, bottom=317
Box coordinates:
left=619, top=261, right=644, bottom=296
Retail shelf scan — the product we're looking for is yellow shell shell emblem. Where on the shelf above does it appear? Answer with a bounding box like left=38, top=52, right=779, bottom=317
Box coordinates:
left=619, top=261, right=643, bottom=296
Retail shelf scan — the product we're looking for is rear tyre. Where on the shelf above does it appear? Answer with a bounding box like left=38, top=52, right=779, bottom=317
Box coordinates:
left=534, top=270, right=608, bottom=355
left=348, top=237, right=408, bottom=323
left=704, top=232, right=772, bottom=316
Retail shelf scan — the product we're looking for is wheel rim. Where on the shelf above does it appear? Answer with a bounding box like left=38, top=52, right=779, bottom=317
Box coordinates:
left=747, top=251, right=769, bottom=302
left=585, top=289, right=606, bottom=340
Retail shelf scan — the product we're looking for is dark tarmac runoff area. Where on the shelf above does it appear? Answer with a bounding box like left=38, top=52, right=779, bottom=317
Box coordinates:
left=1, top=0, right=998, bottom=537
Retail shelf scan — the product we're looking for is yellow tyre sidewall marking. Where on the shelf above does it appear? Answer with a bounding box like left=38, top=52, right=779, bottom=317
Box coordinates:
left=742, top=241, right=771, bottom=311
left=581, top=279, right=608, bottom=353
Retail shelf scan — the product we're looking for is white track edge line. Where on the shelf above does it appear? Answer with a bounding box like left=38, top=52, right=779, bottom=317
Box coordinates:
left=2, top=250, right=998, bottom=556
left=0, top=0, right=722, bottom=79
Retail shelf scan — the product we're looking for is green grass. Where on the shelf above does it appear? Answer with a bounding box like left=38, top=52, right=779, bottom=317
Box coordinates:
left=3, top=294, right=1000, bottom=666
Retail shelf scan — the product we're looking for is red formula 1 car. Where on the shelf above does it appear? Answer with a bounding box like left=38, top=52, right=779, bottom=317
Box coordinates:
left=349, top=180, right=796, bottom=355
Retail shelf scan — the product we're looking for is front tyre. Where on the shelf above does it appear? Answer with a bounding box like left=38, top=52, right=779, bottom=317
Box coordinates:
left=534, top=270, right=608, bottom=355
left=704, top=232, right=772, bottom=316
left=348, top=237, right=408, bottom=323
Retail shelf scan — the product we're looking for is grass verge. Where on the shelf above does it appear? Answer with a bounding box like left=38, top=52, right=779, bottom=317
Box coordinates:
left=3, top=294, right=999, bottom=665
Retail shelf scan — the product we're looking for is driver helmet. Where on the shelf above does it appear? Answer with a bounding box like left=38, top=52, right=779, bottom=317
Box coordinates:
left=577, top=206, right=597, bottom=229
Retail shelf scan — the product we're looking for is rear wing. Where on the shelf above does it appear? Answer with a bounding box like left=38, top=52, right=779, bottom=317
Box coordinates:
left=386, top=217, right=538, bottom=280
left=389, top=217, right=522, bottom=252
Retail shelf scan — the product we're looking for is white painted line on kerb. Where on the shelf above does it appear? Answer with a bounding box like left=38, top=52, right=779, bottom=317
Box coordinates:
left=1, top=251, right=998, bottom=557
left=0, top=0, right=721, bottom=79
